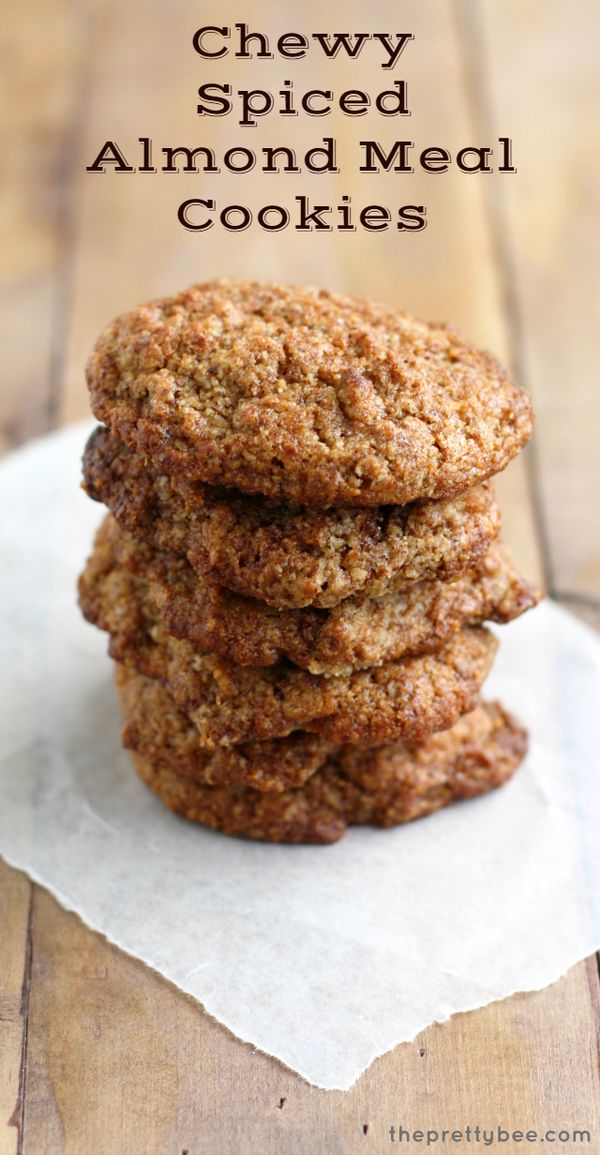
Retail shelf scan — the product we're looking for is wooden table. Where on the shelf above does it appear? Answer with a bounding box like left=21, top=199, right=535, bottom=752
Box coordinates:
left=1, top=1, right=599, bottom=1150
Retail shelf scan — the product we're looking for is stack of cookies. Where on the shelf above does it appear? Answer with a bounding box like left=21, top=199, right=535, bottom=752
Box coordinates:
left=78, top=281, right=540, bottom=843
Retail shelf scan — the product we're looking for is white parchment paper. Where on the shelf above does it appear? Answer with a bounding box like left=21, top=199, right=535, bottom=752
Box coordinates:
left=1, top=423, right=599, bottom=1090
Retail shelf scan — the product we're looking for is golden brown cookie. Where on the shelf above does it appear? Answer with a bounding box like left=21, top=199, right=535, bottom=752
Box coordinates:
left=86, top=280, right=533, bottom=507
left=83, top=427, right=501, bottom=609
left=78, top=546, right=498, bottom=747
left=127, top=701, right=528, bottom=843
left=115, top=665, right=332, bottom=792
left=100, top=515, right=540, bottom=675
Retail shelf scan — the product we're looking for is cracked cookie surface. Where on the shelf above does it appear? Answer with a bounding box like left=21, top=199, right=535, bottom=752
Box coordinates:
left=79, top=545, right=498, bottom=747
left=97, top=515, right=540, bottom=675
left=83, top=427, right=501, bottom=609
left=115, top=665, right=332, bottom=792
left=86, top=280, right=533, bottom=507
left=127, top=700, right=527, bottom=843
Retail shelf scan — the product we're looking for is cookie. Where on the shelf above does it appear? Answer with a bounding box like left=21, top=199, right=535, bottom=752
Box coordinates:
left=78, top=548, right=498, bottom=746
left=128, top=701, right=527, bottom=843
left=100, top=515, right=540, bottom=675
left=115, top=665, right=332, bottom=792
left=85, top=280, right=533, bottom=507
left=83, top=427, right=501, bottom=608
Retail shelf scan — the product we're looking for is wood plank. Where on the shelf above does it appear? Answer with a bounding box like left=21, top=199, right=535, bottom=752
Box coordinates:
left=457, top=0, right=600, bottom=601
left=454, top=0, right=600, bottom=1127
left=0, top=0, right=85, bottom=451
left=2, top=0, right=597, bottom=1148
left=0, top=862, right=32, bottom=1155
left=19, top=887, right=600, bottom=1154
left=0, top=4, right=85, bottom=1149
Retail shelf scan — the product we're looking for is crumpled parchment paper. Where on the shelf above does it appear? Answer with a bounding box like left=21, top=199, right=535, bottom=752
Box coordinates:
left=1, top=423, right=599, bottom=1090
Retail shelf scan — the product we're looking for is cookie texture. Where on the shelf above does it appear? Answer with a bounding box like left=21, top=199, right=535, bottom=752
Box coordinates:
left=99, top=515, right=540, bottom=675
left=115, top=665, right=332, bottom=792
left=83, top=427, right=501, bottom=608
left=78, top=545, right=498, bottom=746
left=128, top=701, right=528, bottom=843
left=86, top=280, right=533, bottom=507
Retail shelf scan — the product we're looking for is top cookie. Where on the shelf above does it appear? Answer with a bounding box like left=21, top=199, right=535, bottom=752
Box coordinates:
left=86, top=280, right=534, bottom=507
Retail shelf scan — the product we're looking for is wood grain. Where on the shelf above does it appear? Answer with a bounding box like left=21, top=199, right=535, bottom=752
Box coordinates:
left=0, top=864, right=31, bottom=1155
left=15, top=884, right=600, bottom=1155
left=1, top=0, right=599, bottom=1149
left=0, top=0, right=86, bottom=452
left=458, top=0, right=600, bottom=602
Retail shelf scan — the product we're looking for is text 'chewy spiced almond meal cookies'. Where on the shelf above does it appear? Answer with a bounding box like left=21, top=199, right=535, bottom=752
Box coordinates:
left=79, top=280, right=541, bottom=843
